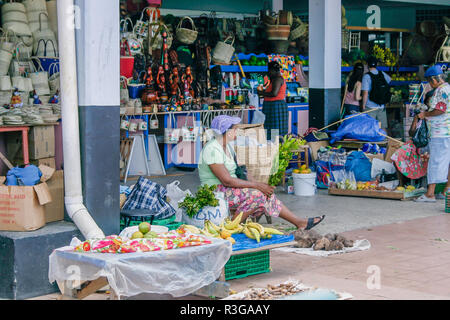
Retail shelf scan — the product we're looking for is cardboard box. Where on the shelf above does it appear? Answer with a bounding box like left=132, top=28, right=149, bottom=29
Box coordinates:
left=0, top=165, right=54, bottom=232
left=365, top=153, right=384, bottom=162
left=44, top=170, right=64, bottom=223
left=385, top=140, right=403, bottom=163
left=29, top=157, right=56, bottom=169
left=7, top=126, right=55, bottom=160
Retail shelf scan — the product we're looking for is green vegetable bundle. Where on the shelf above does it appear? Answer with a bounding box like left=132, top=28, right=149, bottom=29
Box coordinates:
left=269, top=135, right=304, bottom=186
left=179, top=185, right=219, bottom=218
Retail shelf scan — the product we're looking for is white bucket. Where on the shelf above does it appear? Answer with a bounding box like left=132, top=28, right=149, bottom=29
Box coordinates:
left=293, top=172, right=316, bottom=196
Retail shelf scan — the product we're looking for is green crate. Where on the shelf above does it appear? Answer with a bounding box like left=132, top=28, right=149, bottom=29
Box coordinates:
left=435, top=183, right=446, bottom=195
left=120, top=215, right=180, bottom=231
left=224, top=250, right=271, bottom=281
left=446, top=192, right=450, bottom=214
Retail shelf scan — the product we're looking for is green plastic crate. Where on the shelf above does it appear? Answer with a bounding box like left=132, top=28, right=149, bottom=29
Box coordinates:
left=224, top=250, right=271, bottom=281
left=120, top=215, right=180, bottom=231
left=435, top=183, right=446, bottom=195
left=446, top=192, right=450, bottom=214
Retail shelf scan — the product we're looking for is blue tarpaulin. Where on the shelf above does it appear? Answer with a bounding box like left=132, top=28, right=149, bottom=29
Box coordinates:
left=231, top=233, right=295, bottom=252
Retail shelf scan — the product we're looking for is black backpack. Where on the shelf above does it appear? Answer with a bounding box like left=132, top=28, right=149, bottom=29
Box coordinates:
left=368, top=72, right=392, bottom=105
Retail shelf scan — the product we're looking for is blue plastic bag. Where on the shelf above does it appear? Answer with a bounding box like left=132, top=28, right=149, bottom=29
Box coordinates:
left=330, top=113, right=386, bottom=144
left=6, top=165, right=42, bottom=186
left=315, top=160, right=345, bottom=189
left=345, top=151, right=372, bottom=182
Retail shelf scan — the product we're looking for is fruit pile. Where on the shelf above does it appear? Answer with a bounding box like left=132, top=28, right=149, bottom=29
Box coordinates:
left=372, top=45, right=398, bottom=67
left=182, top=212, right=285, bottom=245
left=391, top=73, right=419, bottom=81
left=293, top=165, right=311, bottom=174
left=239, top=55, right=268, bottom=67
left=390, top=87, right=404, bottom=103
left=130, top=222, right=158, bottom=239
left=396, top=185, right=416, bottom=192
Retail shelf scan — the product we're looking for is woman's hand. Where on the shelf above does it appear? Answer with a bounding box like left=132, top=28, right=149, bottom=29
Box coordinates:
left=418, top=112, right=426, bottom=120
left=256, top=182, right=275, bottom=197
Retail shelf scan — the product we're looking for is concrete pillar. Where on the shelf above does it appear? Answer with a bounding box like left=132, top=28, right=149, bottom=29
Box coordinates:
left=308, top=0, right=342, bottom=128
left=74, top=0, right=121, bottom=236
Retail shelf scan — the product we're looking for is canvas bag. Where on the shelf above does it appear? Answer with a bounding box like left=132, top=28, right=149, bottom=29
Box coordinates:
left=32, top=13, right=57, bottom=56
left=134, top=7, right=159, bottom=40
left=33, top=38, right=58, bottom=73
left=10, top=41, right=34, bottom=76
left=120, top=76, right=129, bottom=103
left=29, top=57, right=50, bottom=95
left=47, top=62, right=59, bottom=94
left=164, top=112, right=181, bottom=144
left=181, top=113, right=200, bottom=142
left=181, top=192, right=228, bottom=229
left=120, top=19, right=143, bottom=56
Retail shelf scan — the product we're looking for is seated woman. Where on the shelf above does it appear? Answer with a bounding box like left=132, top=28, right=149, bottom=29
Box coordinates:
left=198, top=115, right=325, bottom=230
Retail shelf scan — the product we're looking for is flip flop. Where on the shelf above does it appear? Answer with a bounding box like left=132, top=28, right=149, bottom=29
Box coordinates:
left=304, top=215, right=325, bottom=230
left=414, top=194, right=436, bottom=202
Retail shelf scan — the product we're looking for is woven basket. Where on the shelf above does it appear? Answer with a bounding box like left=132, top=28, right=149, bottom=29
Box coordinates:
left=29, top=58, right=50, bottom=95
left=266, top=16, right=290, bottom=41
left=23, top=0, right=47, bottom=12
left=46, top=0, right=58, bottom=38
left=2, top=2, right=32, bottom=37
left=212, top=35, right=235, bottom=65
left=0, top=49, right=13, bottom=76
left=278, top=10, right=293, bottom=26
left=176, top=16, right=198, bottom=44
left=289, top=22, right=307, bottom=40
left=149, top=23, right=173, bottom=50
left=28, top=10, right=49, bottom=33
left=0, top=90, right=12, bottom=106
left=0, top=28, right=17, bottom=53
left=0, top=76, right=11, bottom=91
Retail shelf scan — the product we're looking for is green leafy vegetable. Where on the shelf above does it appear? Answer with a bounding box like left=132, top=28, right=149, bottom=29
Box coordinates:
left=179, top=184, right=219, bottom=218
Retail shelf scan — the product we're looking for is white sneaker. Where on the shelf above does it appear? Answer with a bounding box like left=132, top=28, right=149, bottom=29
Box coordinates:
left=414, top=194, right=436, bottom=202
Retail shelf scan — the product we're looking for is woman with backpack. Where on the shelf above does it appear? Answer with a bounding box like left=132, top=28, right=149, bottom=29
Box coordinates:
left=343, top=62, right=364, bottom=116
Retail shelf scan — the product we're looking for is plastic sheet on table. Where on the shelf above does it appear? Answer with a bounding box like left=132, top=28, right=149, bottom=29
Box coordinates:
left=231, top=233, right=294, bottom=252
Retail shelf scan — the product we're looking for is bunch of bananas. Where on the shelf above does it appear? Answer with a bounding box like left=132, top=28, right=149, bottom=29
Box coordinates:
left=184, top=212, right=285, bottom=245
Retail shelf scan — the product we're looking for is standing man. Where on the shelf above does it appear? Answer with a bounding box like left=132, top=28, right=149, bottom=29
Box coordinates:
left=361, top=56, right=392, bottom=132
left=415, top=65, right=450, bottom=202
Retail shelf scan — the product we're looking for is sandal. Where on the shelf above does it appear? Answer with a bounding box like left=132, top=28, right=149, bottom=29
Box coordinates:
left=304, top=215, right=325, bottom=230
left=414, top=194, right=436, bottom=202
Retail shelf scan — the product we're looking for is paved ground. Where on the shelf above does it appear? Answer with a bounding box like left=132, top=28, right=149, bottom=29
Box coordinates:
left=29, top=169, right=449, bottom=300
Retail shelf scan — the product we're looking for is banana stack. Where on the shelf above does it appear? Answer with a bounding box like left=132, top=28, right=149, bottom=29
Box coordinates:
left=182, top=211, right=285, bottom=245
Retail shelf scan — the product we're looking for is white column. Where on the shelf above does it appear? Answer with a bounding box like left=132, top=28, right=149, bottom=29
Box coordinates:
left=308, top=0, right=342, bottom=127
left=309, top=0, right=341, bottom=90
left=272, top=0, right=283, bottom=13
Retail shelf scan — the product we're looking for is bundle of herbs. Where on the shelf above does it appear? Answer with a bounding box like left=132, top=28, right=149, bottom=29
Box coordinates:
left=179, top=184, right=219, bottom=218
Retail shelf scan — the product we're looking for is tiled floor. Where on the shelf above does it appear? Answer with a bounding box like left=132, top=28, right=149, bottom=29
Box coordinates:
left=29, top=213, right=450, bottom=300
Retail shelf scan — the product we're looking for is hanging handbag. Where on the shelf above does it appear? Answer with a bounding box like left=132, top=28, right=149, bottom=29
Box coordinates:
left=32, top=13, right=57, bottom=56
left=176, top=16, right=198, bottom=45
left=120, top=40, right=135, bottom=78
left=48, top=62, right=59, bottom=94
left=181, top=113, right=199, bottom=142
left=33, top=38, right=59, bottom=73
left=120, top=76, right=129, bottom=103
left=164, top=112, right=181, bottom=144
left=9, top=42, right=34, bottom=76
left=0, top=28, right=17, bottom=53
left=149, top=23, right=173, bottom=52
left=412, top=119, right=429, bottom=148
left=29, top=57, right=50, bottom=95
left=120, top=17, right=134, bottom=39
left=134, top=7, right=159, bottom=40
left=149, top=113, right=159, bottom=129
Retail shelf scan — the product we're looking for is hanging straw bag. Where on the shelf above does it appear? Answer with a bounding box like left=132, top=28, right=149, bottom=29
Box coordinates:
left=46, top=0, right=58, bottom=38
left=289, top=17, right=307, bottom=40
left=33, top=39, right=59, bottom=73
left=0, top=28, right=18, bottom=53
left=9, top=42, right=34, bottom=76
left=32, top=13, right=57, bottom=56
left=120, top=17, right=134, bottom=39
left=120, top=76, right=129, bottom=103
left=164, top=113, right=181, bottom=144
left=176, top=16, right=198, bottom=44
left=29, top=57, right=50, bottom=95
left=2, top=1, right=32, bottom=37
left=0, top=76, right=12, bottom=91
left=0, top=47, right=13, bottom=76
left=48, top=62, right=59, bottom=94
left=212, top=35, right=235, bottom=65
left=0, top=89, right=12, bottom=106
left=135, top=7, right=159, bottom=40
left=27, top=9, right=49, bottom=34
